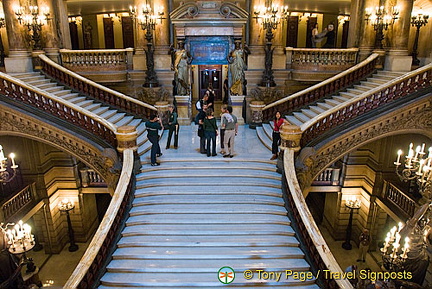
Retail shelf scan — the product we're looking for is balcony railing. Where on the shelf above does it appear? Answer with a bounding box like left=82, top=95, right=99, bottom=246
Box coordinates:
left=286, top=48, right=359, bottom=70
left=263, top=53, right=378, bottom=121
left=59, top=48, right=134, bottom=72
left=80, top=168, right=106, bottom=187
left=383, top=181, right=417, bottom=218
left=312, top=168, right=341, bottom=186
left=1, top=183, right=36, bottom=222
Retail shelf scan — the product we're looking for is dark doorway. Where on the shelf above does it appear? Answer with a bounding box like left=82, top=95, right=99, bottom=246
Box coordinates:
left=121, top=16, right=134, bottom=48
left=286, top=16, right=299, bottom=47
left=69, top=22, right=79, bottom=50
left=341, top=21, right=350, bottom=48
left=199, top=65, right=222, bottom=100
left=306, top=17, right=318, bottom=48
left=103, top=18, right=115, bottom=49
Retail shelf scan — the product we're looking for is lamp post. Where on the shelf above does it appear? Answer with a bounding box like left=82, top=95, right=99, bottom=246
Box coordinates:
left=0, top=145, right=19, bottom=184
left=129, top=4, right=165, bottom=87
left=58, top=198, right=78, bottom=252
left=253, top=3, right=289, bottom=87
left=342, top=197, right=361, bottom=250
left=1, top=220, right=36, bottom=273
left=365, top=6, right=399, bottom=49
left=410, top=9, right=429, bottom=66
left=14, top=5, right=51, bottom=50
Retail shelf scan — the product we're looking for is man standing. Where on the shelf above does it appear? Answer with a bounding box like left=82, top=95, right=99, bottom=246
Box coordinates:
left=166, top=105, right=179, bottom=149
left=146, top=113, right=163, bottom=166
left=222, top=105, right=238, bottom=158
left=198, top=104, right=208, bottom=154
left=357, top=229, right=370, bottom=262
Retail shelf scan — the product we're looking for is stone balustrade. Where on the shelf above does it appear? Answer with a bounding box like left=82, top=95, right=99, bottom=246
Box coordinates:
left=59, top=48, right=134, bottom=72
left=1, top=183, right=36, bottom=222
left=80, top=168, right=106, bottom=188
left=312, top=168, right=341, bottom=186
left=286, top=47, right=359, bottom=70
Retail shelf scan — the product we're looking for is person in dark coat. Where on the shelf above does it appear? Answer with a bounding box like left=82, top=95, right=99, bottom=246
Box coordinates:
left=146, top=113, right=163, bottom=166
left=166, top=104, right=179, bottom=149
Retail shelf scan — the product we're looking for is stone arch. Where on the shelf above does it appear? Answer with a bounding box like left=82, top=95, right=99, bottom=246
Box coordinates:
left=295, top=98, right=432, bottom=191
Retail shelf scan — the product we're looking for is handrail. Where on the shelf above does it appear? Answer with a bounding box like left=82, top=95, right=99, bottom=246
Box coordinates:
left=60, top=48, right=133, bottom=54
left=39, top=54, right=157, bottom=118
left=64, top=149, right=135, bottom=288
left=0, top=71, right=118, bottom=147
left=286, top=47, right=359, bottom=68
left=262, top=53, right=379, bottom=120
left=301, top=63, right=432, bottom=146
left=1, top=183, right=35, bottom=222
left=384, top=181, right=417, bottom=218
left=283, top=149, right=354, bottom=289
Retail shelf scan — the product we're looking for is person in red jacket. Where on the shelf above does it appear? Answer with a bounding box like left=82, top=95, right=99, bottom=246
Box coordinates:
left=271, top=111, right=287, bottom=160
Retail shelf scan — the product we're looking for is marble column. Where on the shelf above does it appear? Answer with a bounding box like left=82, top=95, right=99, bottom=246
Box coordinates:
left=153, top=0, right=170, bottom=70
left=384, top=0, right=414, bottom=71
left=358, top=0, right=378, bottom=61
left=347, top=0, right=365, bottom=48
left=3, top=0, right=32, bottom=72
left=38, top=0, right=61, bottom=62
left=133, top=0, right=147, bottom=70
left=55, top=0, right=72, bottom=49
left=230, top=95, right=245, bottom=125
left=247, top=0, right=265, bottom=70
left=269, top=0, right=286, bottom=70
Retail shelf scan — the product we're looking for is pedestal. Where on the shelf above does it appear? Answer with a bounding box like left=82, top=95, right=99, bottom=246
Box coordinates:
left=44, top=48, right=60, bottom=64
left=132, top=48, right=147, bottom=71
left=384, top=50, right=412, bottom=72
left=155, top=101, right=170, bottom=127
left=4, top=50, right=33, bottom=73
left=116, top=126, right=138, bottom=153
left=230, top=95, right=245, bottom=125
left=280, top=124, right=302, bottom=152
left=249, top=100, right=265, bottom=129
left=174, top=95, right=191, bottom=125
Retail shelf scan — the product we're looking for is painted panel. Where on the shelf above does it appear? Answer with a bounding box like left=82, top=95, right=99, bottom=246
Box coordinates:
left=188, top=37, right=230, bottom=65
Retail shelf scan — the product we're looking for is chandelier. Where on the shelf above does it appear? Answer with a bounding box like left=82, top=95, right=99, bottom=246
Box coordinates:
left=253, top=4, right=290, bottom=32
left=14, top=5, right=51, bottom=50
left=381, top=222, right=410, bottom=271
left=0, top=145, right=19, bottom=184
left=365, top=6, right=399, bottom=49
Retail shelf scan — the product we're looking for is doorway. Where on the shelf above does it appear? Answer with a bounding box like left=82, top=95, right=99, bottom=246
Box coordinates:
left=199, top=65, right=222, bottom=100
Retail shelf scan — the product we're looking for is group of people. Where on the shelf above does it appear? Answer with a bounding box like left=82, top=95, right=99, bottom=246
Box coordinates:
left=310, top=23, right=336, bottom=48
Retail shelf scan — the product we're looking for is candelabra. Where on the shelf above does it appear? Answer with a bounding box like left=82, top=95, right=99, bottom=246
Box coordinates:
left=410, top=9, right=429, bottom=66
left=365, top=6, right=399, bottom=49
left=342, top=197, right=361, bottom=250
left=68, top=16, right=82, bottom=25
left=253, top=3, right=289, bottom=87
left=0, top=145, right=19, bottom=184
left=0, top=12, right=5, bottom=67
left=380, top=222, right=411, bottom=271
left=129, top=4, right=165, bottom=87
left=1, top=220, right=36, bottom=273
left=14, top=5, right=51, bottom=50
left=58, top=198, right=78, bottom=252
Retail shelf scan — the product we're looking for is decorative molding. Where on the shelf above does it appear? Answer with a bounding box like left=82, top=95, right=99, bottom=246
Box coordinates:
left=295, top=99, right=432, bottom=190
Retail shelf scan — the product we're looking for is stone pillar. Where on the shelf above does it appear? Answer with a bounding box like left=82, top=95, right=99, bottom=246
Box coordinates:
left=153, top=0, right=171, bottom=70
left=230, top=95, right=245, bottom=125
left=347, top=0, right=365, bottom=48
left=384, top=0, right=414, bottom=71
left=116, top=126, right=138, bottom=153
left=38, top=0, right=61, bottom=62
left=55, top=0, right=72, bottom=49
left=133, top=0, right=147, bottom=70
left=270, top=0, right=285, bottom=70
left=174, top=95, right=191, bottom=125
left=249, top=100, right=265, bottom=129
left=154, top=100, right=169, bottom=127
left=247, top=0, right=265, bottom=70
left=358, top=0, right=378, bottom=61
left=280, top=124, right=302, bottom=151
left=3, top=0, right=32, bottom=72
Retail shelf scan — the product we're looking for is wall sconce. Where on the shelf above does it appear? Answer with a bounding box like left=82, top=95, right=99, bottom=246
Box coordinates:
left=68, top=16, right=82, bottom=25
left=104, top=13, right=121, bottom=23
left=14, top=5, right=51, bottom=50
left=0, top=144, right=19, bottom=184
left=338, top=15, right=350, bottom=25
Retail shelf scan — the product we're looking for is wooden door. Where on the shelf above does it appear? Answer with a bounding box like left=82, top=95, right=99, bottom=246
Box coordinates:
left=199, top=65, right=222, bottom=100
left=69, top=22, right=79, bottom=50
left=286, top=16, right=299, bottom=48
left=306, top=17, right=318, bottom=48
left=122, top=16, right=134, bottom=48
left=341, top=21, right=349, bottom=48
left=103, top=18, right=115, bottom=49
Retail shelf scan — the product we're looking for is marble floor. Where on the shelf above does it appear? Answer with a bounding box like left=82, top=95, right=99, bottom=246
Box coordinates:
left=25, top=124, right=383, bottom=287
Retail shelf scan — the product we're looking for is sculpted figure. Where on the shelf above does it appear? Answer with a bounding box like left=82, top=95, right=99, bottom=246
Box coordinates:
left=227, top=40, right=250, bottom=96
left=170, top=40, right=193, bottom=96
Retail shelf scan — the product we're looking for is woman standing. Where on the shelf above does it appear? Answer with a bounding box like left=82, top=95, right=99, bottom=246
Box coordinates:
left=311, top=23, right=319, bottom=48
left=203, top=108, right=218, bottom=157
left=271, top=111, right=286, bottom=160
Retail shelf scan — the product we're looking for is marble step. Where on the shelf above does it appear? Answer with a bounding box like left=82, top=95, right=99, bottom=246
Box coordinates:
left=137, top=169, right=280, bottom=180
left=107, top=112, right=126, bottom=124
left=139, top=161, right=277, bottom=172
left=129, top=203, right=288, bottom=216
left=106, top=257, right=309, bottom=273
left=301, top=109, right=318, bottom=119
left=115, top=115, right=136, bottom=127
left=100, top=272, right=316, bottom=287
left=346, top=88, right=365, bottom=95
left=324, top=98, right=342, bottom=106
left=117, top=234, right=300, bottom=248
left=285, top=115, right=303, bottom=127
left=255, top=126, right=272, bottom=151
left=353, top=85, right=371, bottom=92
left=126, top=213, right=290, bottom=225
left=293, top=112, right=310, bottom=123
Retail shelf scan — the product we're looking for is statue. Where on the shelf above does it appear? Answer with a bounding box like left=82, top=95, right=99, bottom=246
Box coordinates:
left=227, top=40, right=250, bottom=96
left=169, top=40, right=193, bottom=96
left=83, top=22, right=93, bottom=49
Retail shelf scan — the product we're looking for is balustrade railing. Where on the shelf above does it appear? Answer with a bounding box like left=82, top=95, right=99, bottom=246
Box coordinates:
left=64, top=149, right=135, bottom=288
left=312, top=168, right=341, bottom=186
left=383, top=181, right=417, bottom=218
left=263, top=53, right=379, bottom=121
left=1, top=183, right=36, bottom=222
left=80, top=168, right=106, bottom=187
left=301, top=63, right=432, bottom=146
left=39, top=54, right=157, bottom=119
left=286, top=48, right=359, bottom=70
left=0, top=71, right=117, bottom=147
left=283, top=149, right=353, bottom=289
left=60, top=48, right=134, bottom=72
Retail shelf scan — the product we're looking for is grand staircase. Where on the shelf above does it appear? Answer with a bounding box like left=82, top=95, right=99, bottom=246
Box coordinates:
left=98, top=127, right=319, bottom=288
left=257, top=70, right=406, bottom=149
left=8, top=72, right=153, bottom=157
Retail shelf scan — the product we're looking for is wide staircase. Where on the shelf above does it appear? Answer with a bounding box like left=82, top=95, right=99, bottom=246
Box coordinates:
left=98, top=126, right=318, bottom=288
left=257, top=70, right=406, bottom=149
